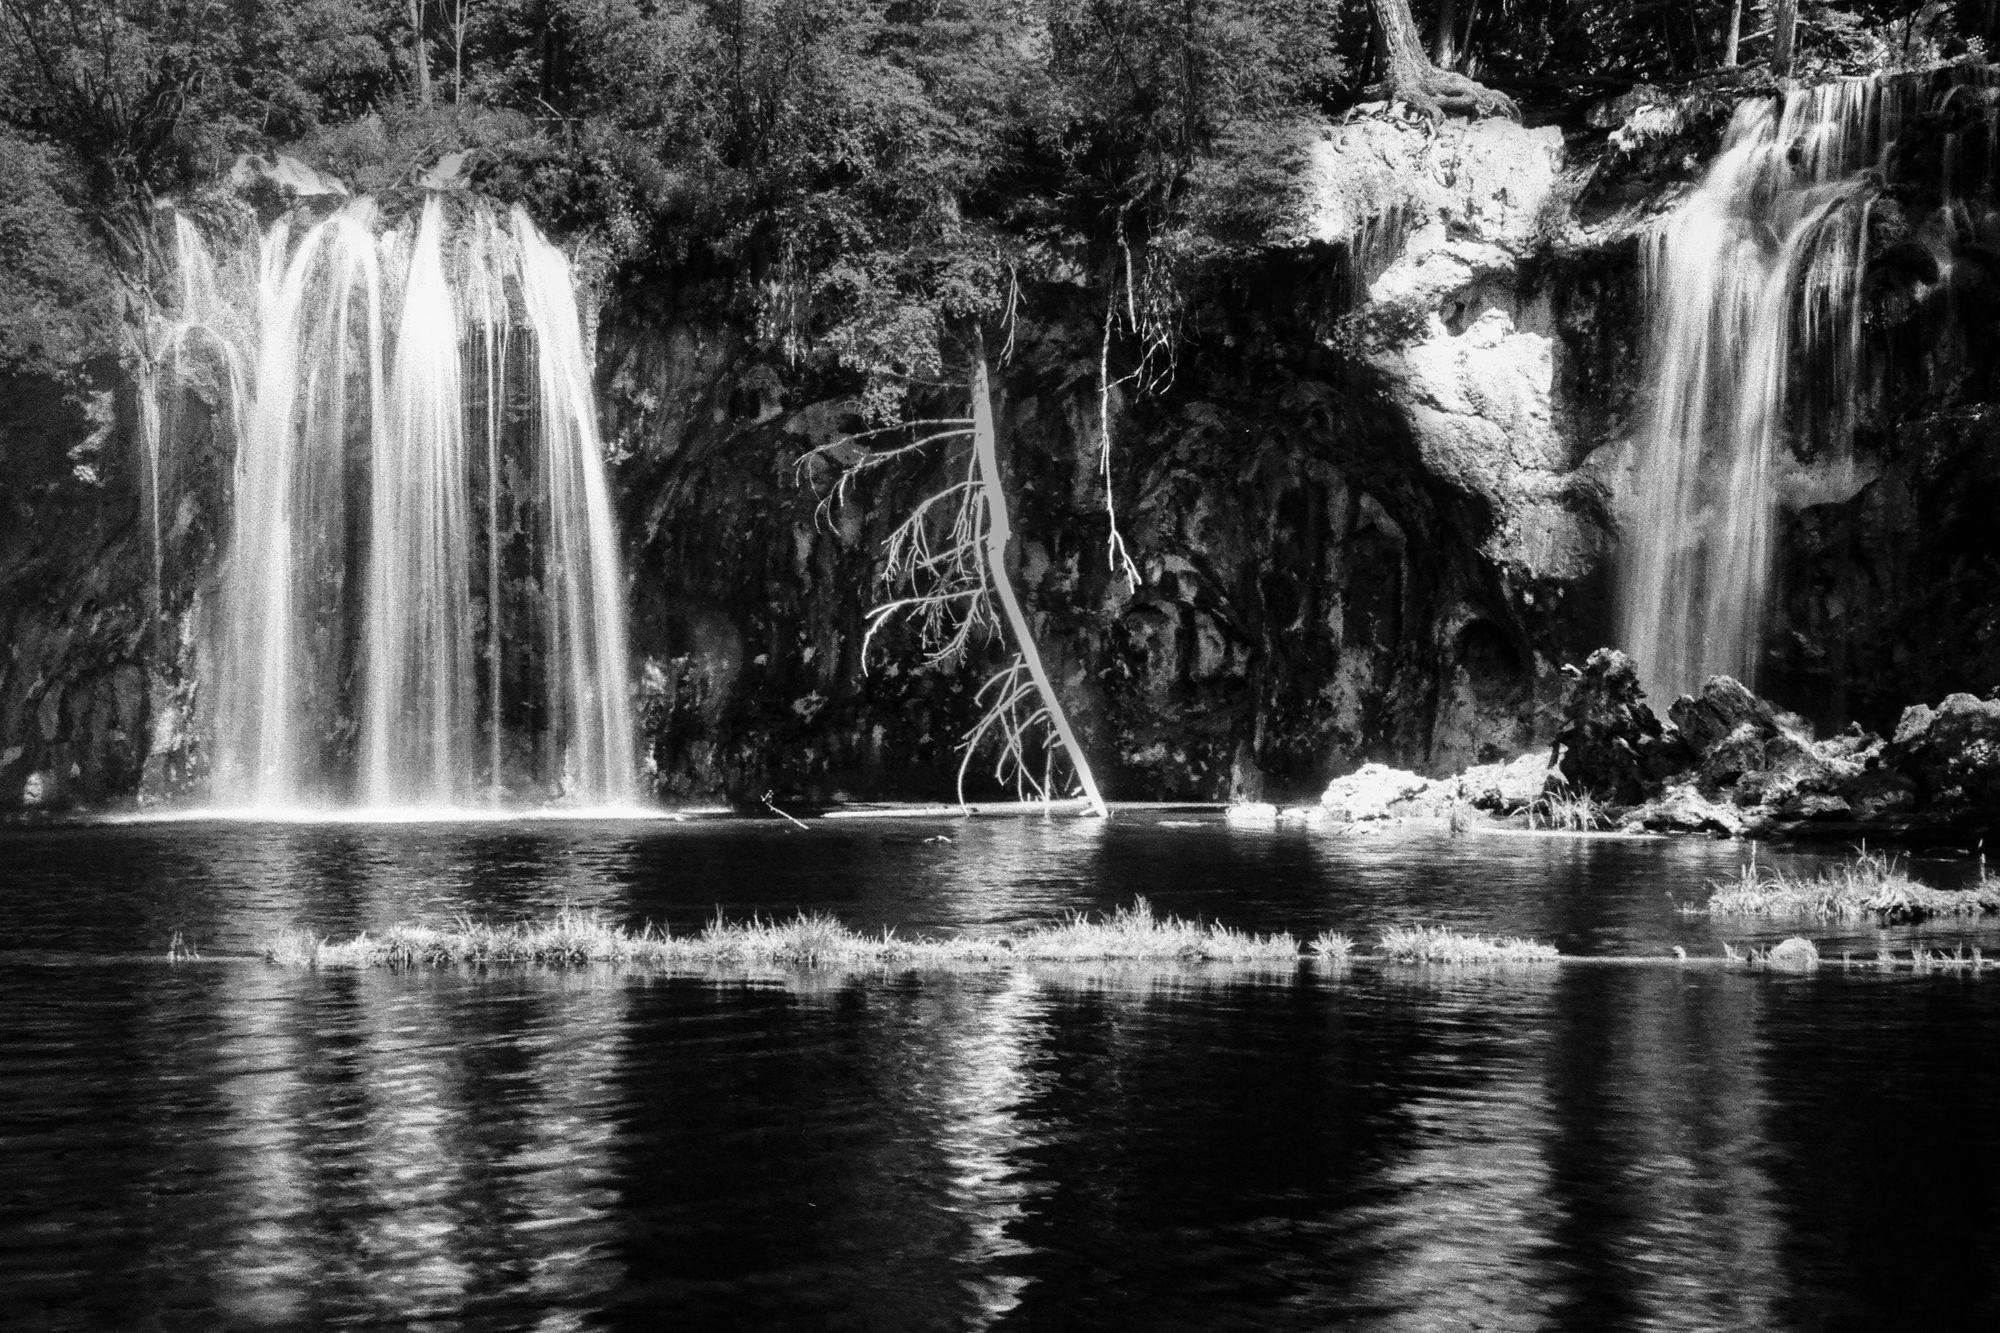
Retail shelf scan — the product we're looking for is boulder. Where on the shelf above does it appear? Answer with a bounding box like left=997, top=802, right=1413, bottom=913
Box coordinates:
left=1772, top=791, right=1853, bottom=821
left=1766, top=937, right=1821, bottom=972
left=1457, top=750, right=1556, bottom=813
left=1553, top=648, right=1688, bottom=805
left=1668, top=675, right=1794, bottom=756
left=1585, top=84, right=1674, bottom=132
left=1884, top=693, right=2000, bottom=809
left=1320, top=763, right=1441, bottom=821
left=1625, top=783, right=1746, bottom=837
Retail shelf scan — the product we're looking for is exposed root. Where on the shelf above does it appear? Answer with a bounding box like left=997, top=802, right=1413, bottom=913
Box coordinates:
left=1365, top=67, right=1518, bottom=123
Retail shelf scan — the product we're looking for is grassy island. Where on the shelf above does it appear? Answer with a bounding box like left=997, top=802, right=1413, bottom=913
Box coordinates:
left=1705, top=850, right=2000, bottom=923
left=264, top=899, right=1567, bottom=972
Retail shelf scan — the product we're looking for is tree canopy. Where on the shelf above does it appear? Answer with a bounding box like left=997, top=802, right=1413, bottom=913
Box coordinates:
left=0, top=0, right=1985, bottom=391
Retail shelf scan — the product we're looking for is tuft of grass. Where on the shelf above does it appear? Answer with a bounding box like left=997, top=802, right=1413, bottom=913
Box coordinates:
left=1309, top=929, right=1356, bottom=960
left=1376, top=924, right=1560, bottom=965
left=1526, top=780, right=1610, bottom=832
left=1706, top=848, right=2000, bottom=923
left=1001, top=898, right=1299, bottom=962
left=265, top=897, right=1299, bottom=972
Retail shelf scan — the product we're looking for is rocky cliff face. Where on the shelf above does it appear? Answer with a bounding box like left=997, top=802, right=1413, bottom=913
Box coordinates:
left=17, top=73, right=2000, bottom=813
left=600, top=110, right=1648, bottom=805
left=0, top=374, right=158, bottom=809
left=0, top=107, right=1653, bottom=811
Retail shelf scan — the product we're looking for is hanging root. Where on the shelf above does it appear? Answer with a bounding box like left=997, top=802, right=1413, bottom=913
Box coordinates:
left=1098, top=295, right=1142, bottom=593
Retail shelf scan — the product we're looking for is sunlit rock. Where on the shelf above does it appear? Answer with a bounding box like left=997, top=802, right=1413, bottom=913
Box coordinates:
left=1625, top=783, right=1745, bottom=837
left=1320, top=762, right=1440, bottom=822
left=1456, top=751, right=1556, bottom=813
left=1300, top=116, right=1562, bottom=253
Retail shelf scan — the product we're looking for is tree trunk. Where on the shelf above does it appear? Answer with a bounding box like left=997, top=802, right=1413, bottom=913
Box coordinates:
left=1457, top=0, right=1483, bottom=74
left=407, top=0, right=433, bottom=105
left=1724, top=0, right=1743, bottom=66
left=1771, top=0, right=1797, bottom=76
left=971, top=361, right=1108, bottom=819
left=1362, top=5, right=1383, bottom=91
left=1365, top=0, right=1515, bottom=119
left=1433, top=0, right=1459, bottom=69
left=1375, top=0, right=1434, bottom=92
left=452, top=0, right=467, bottom=105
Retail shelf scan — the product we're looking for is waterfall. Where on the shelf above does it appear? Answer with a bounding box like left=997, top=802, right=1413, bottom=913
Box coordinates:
left=1617, top=72, right=1991, bottom=703
left=149, top=195, right=637, bottom=811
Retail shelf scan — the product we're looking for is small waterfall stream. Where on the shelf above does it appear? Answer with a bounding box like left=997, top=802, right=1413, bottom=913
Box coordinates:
left=148, top=195, right=636, bottom=811
left=1618, top=71, right=1996, bottom=704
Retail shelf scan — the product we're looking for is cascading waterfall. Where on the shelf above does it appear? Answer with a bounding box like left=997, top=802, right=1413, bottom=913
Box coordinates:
left=148, top=193, right=636, bottom=810
left=1618, top=71, right=1996, bottom=704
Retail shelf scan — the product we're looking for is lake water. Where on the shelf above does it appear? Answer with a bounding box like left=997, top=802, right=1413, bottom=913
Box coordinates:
left=2, top=812, right=1996, bottom=1330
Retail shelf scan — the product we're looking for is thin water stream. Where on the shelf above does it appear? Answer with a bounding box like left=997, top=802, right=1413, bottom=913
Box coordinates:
left=2, top=814, right=1996, bottom=1329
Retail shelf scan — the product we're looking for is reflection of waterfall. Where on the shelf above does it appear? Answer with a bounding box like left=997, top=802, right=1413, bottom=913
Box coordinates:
left=1619, top=73, right=1991, bottom=703
left=150, top=196, right=635, bottom=810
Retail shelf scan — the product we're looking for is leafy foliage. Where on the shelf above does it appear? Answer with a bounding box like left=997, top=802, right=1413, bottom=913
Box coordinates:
left=0, top=0, right=1992, bottom=395
left=0, top=129, right=114, bottom=375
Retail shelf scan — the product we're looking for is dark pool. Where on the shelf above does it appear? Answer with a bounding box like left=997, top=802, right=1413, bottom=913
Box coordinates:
left=2, top=813, right=1996, bottom=1330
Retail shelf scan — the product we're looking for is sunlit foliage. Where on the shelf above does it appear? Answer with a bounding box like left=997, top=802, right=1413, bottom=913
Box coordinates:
left=0, top=0, right=1989, bottom=395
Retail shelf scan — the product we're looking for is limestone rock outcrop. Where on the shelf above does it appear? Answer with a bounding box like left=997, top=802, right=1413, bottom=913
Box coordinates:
left=1548, top=656, right=1936, bottom=835
left=1319, top=763, right=1442, bottom=821
left=1551, top=649, right=1688, bottom=805
left=1886, top=694, right=2000, bottom=810
left=1456, top=750, right=1557, bottom=813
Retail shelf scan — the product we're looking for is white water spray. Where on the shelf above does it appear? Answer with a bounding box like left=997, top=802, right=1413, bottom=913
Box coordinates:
left=149, top=195, right=637, bottom=810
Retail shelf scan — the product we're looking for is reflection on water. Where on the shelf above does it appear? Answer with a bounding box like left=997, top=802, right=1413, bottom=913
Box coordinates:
left=3, top=816, right=1999, bottom=1328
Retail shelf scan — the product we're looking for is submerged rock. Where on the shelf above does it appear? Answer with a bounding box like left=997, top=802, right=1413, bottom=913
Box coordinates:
left=1765, top=937, right=1821, bottom=972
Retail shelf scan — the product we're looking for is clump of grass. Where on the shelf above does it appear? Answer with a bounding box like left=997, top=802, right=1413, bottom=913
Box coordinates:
left=1526, top=780, right=1610, bottom=832
left=1891, top=945, right=1995, bottom=972
left=1376, top=925, right=1559, bottom=965
left=266, top=897, right=1299, bottom=972
left=1309, top=929, right=1355, bottom=960
left=1005, top=898, right=1298, bottom=961
left=1706, top=848, right=2000, bottom=923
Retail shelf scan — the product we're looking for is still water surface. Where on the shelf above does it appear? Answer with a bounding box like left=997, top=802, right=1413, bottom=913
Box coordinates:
left=2, top=813, right=1996, bottom=1330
